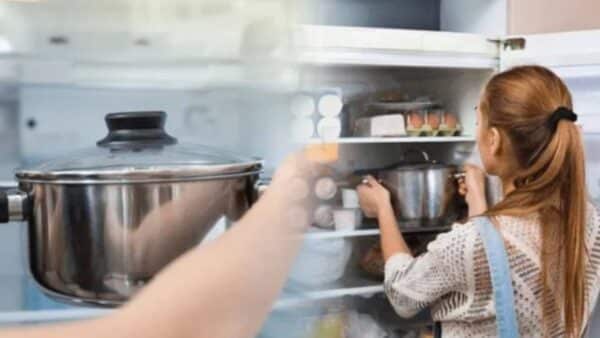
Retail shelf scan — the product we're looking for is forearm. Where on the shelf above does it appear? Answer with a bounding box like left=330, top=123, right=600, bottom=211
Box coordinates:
left=377, top=203, right=411, bottom=261
left=117, top=182, right=307, bottom=338
left=468, top=197, right=488, bottom=217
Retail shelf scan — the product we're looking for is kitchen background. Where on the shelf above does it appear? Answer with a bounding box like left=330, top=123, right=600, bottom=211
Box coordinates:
left=0, top=0, right=599, bottom=337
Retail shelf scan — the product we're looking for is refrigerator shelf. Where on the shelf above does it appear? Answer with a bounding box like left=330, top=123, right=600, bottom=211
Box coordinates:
left=275, top=285, right=384, bottom=309
left=306, top=136, right=475, bottom=144
left=0, top=309, right=110, bottom=325
left=304, top=226, right=452, bottom=240
left=295, top=25, right=498, bottom=70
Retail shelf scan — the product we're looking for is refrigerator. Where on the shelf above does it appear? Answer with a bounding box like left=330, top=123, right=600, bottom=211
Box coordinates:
left=259, top=26, right=600, bottom=338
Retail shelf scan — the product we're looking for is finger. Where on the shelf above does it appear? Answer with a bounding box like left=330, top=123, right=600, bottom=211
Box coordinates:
left=464, top=163, right=485, bottom=174
left=365, top=175, right=381, bottom=188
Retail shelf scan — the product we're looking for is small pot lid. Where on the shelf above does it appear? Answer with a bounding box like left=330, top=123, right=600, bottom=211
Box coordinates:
left=16, top=111, right=263, bottom=184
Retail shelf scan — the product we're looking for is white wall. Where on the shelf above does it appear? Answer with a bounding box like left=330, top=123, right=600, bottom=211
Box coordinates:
left=508, top=0, right=600, bottom=34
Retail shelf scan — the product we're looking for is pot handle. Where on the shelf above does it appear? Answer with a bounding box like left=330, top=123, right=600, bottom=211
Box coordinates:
left=252, top=179, right=271, bottom=202
left=402, top=148, right=430, bottom=162
left=453, top=172, right=466, bottom=180
left=0, top=189, right=28, bottom=223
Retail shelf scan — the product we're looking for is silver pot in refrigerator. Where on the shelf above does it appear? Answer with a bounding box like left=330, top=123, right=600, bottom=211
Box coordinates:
left=0, top=111, right=263, bottom=307
left=358, top=150, right=461, bottom=227
left=379, top=163, right=459, bottom=227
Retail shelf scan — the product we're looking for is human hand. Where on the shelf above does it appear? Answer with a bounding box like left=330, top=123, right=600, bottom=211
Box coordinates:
left=458, top=164, right=488, bottom=216
left=357, top=175, right=392, bottom=218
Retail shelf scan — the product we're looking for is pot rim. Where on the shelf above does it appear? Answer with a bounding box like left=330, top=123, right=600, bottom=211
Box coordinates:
left=15, top=161, right=263, bottom=185
left=383, top=163, right=457, bottom=171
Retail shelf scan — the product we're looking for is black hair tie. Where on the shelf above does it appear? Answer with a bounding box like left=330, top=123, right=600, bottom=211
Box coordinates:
left=547, top=106, right=577, bottom=132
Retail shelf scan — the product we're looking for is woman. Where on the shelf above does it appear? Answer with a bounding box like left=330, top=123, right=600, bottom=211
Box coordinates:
left=357, top=65, right=600, bottom=337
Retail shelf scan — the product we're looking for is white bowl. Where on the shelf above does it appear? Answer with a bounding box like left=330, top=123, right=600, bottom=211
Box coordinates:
left=289, top=232, right=352, bottom=286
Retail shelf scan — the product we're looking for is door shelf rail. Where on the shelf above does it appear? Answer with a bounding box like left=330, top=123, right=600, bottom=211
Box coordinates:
left=305, top=226, right=452, bottom=239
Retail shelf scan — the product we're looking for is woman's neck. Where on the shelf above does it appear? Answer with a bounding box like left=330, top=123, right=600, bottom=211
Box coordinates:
left=501, top=176, right=516, bottom=196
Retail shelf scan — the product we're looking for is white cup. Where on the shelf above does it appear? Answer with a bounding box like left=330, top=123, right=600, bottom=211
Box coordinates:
left=316, top=117, right=341, bottom=141
left=342, top=189, right=360, bottom=209
left=318, top=93, right=343, bottom=117
left=334, top=208, right=363, bottom=231
left=313, top=205, right=335, bottom=229
left=314, top=177, right=337, bottom=201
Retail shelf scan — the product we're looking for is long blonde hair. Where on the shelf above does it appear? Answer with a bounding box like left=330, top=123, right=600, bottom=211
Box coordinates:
left=479, top=65, right=587, bottom=337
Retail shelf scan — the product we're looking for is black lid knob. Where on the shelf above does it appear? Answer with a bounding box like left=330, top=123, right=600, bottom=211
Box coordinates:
left=97, top=111, right=178, bottom=149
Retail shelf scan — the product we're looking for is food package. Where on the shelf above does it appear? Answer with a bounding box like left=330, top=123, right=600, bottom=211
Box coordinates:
left=359, top=243, right=385, bottom=280
left=344, top=311, right=388, bottom=338
left=374, top=90, right=409, bottom=103
left=310, top=313, right=346, bottom=338
left=354, top=114, right=406, bottom=137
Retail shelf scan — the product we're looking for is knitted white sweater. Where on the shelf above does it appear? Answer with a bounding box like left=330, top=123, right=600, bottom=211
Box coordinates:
left=384, top=203, right=600, bottom=337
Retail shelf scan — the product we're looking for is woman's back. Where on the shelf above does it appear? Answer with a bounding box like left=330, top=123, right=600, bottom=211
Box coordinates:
left=384, top=202, right=600, bottom=337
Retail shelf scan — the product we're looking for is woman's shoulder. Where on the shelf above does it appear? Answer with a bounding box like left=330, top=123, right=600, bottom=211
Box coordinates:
left=426, top=220, right=479, bottom=252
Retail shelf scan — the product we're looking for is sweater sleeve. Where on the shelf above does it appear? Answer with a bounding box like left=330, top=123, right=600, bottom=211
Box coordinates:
left=384, top=224, right=471, bottom=318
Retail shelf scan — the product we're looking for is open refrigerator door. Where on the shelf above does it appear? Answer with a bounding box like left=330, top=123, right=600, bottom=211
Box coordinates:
left=501, top=30, right=600, bottom=201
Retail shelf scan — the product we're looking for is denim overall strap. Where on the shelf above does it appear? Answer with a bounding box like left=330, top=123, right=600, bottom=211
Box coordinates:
left=475, top=216, right=521, bottom=338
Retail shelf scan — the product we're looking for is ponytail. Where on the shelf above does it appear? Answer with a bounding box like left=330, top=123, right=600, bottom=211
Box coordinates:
left=480, top=65, right=587, bottom=337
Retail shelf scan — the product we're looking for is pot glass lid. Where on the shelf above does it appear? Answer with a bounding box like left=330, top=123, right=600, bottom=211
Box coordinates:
left=16, top=111, right=262, bottom=183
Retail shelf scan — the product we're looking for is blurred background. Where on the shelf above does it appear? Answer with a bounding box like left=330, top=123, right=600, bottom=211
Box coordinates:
left=0, top=1, right=599, bottom=337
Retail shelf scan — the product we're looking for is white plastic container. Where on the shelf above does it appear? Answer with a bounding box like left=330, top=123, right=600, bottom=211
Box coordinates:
left=341, top=188, right=360, bottom=208
left=333, top=208, right=363, bottom=231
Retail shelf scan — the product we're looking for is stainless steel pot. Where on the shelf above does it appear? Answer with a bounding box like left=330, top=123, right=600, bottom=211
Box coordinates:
left=0, top=111, right=263, bottom=307
left=360, top=151, right=461, bottom=227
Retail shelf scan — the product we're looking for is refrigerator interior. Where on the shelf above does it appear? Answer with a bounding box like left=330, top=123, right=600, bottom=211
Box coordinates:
left=263, top=64, right=497, bottom=337
left=561, top=74, right=600, bottom=200
left=297, top=0, right=507, bottom=35
left=299, top=65, right=494, bottom=169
